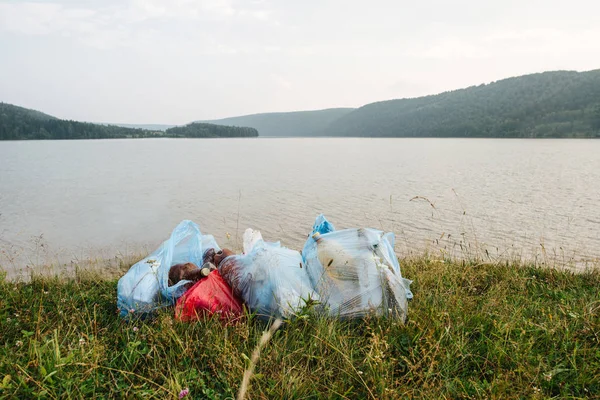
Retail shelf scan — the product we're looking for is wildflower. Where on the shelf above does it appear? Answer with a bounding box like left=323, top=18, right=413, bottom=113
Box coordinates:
left=357, top=371, right=363, bottom=375
left=133, top=327, right=139, bottom=332
left=15, top=341, right=23, bottom=347
left=14, top=313, right=19, bottom=317
left=79, top=338, right=86, bottom=346
left=129, top=309, right=135, bottom=314
left=179, top=388, right=189, bottom=399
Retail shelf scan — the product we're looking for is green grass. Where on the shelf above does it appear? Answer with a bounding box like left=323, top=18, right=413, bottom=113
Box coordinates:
left=0, top=258, right=598, bottom=399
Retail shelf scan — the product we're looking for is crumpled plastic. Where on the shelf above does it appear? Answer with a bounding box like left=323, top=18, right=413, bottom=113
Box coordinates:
left=302, top=214, right=412, bottom=320
left=117, top=220, right=220, bottom=318
left=175, top=270, right=244, bottom=321
left=218, top=229, right=318, bottom=319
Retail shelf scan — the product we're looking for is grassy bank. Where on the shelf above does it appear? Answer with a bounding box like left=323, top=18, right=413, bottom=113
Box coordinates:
left=0, top=258, right=598, bottom=399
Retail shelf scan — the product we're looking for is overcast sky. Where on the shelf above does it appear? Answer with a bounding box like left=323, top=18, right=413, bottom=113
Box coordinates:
left=1, top=0, right=599, bottom=124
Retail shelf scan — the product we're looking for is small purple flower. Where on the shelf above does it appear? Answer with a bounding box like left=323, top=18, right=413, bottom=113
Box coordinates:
left=133, top=327, right=139, bottom=332
left=178, top=388, right=189, bottom=399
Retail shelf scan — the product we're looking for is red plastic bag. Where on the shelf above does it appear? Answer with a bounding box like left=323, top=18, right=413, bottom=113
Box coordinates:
left=175, top=270, right=244, bottom=321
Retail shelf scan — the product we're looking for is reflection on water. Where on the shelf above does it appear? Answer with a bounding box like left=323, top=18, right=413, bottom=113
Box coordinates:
left=1, top=138, right=599, bottom=276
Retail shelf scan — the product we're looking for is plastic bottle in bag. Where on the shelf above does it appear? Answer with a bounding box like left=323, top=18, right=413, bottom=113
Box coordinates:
left=302, top=215, right=412, bottom=320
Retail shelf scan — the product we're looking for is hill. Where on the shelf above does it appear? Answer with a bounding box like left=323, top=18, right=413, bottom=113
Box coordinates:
left=0, top=103, right=256, bottom=140
left=0, top=102, right=57, bottom=122
left=165, top=122, right=257, bottom=138
left=203, top=108, right=355, bottom=137
left=105, top=123, right=176, bottom=131
left=0, top=103, right=153, bottom=140
left=5, top=69, right=600, bottom=139
left=322, top=70, right=600, bottom=138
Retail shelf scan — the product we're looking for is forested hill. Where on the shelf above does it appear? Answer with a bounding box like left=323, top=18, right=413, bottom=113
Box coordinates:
left=107, top=123, right=176, bottom=131
left=4, top=69, right=600, bottom=140
left=202, top=108, right=355, bottom=137
left=0, top=103, right=257, bottom=140
left=165, top=122, right=257, bottom=138
left=321, top=70, right=600, bottom=138
left=0, top=103, right=156, bottom=140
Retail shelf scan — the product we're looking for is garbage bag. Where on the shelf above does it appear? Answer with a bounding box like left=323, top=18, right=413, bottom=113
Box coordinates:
left=218, top=229, right=318, bottom=319
left=117, top=220, right=220, bottom=318
left=242, top=228, right=264, bottom=254
left=175, top=270, right=244, bottom=321
left=302, top=214, right=412, bottom=320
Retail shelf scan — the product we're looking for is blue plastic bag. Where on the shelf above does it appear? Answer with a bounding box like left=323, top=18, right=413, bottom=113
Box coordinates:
left=117, top=220, right=220, bottom=318
left=218, top=229, right=317, bottom=320
left=302, top=214, right=412, bottom=320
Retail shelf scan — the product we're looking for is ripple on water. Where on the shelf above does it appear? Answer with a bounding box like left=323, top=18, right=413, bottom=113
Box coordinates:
left=0, top=138, right=599, bottom=275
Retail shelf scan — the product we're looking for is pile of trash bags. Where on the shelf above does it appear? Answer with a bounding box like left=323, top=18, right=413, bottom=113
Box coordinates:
left=117, top=215, right=412, bottom=322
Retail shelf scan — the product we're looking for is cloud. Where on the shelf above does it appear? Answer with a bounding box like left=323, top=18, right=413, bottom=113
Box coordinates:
left=0, top=2, right=96, bottom=36
left=126, top=0, right=237, bottom=21
left=407, top=27, right=600, bottom=60
left=272, top=75, right=292, bottom=90
left=0, top=0, right=274, bottom=50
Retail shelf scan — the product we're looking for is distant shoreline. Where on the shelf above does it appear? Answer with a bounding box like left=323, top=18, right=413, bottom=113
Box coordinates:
left=4, top=70, right=600, bottom=140
left=2, top=136, right=599, bottom=142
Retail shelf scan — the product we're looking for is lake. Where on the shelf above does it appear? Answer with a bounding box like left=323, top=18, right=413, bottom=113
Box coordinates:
left=1, top=138, right=599, bottom=277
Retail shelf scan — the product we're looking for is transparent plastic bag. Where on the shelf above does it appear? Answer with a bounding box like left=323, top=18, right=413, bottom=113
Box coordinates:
left=302, top=214, right=412, bottom=320
left=218, top=229, right=317, bottom=319
left=117, top=220, right=220, bottom=318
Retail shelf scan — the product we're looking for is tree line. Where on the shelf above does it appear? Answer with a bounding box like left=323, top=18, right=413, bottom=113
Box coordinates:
left=165, top=123, right=257, bottom=138
left=0, top=103, right=258, bottom=140
left=323, top=70, right=600, bottom=138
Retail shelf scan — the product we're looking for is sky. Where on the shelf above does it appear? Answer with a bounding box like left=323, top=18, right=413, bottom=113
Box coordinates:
left=1, top=0, right=599, bottom=124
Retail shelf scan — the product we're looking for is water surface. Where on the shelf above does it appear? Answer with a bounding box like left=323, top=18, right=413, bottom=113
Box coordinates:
left=1, top=138, right=599, bottom=276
